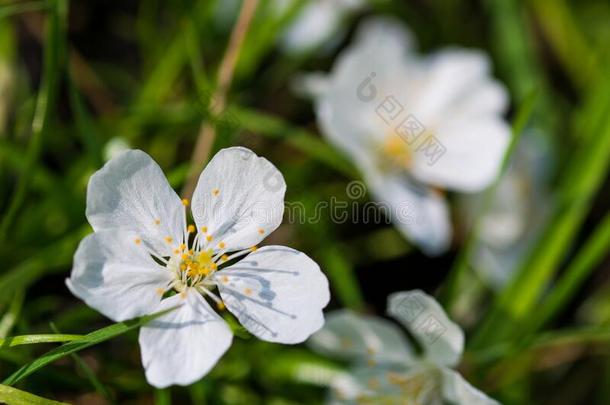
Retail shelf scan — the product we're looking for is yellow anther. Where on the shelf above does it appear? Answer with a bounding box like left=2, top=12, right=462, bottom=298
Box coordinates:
left=180, top=291, right=187, bottom=299
left=181, top=198, right=190, bottom=206
left=206, top=234, right=213, bottom=242
left=221, top=254, right=229, bottom=262
left=249, top=246, right=258, bottom=252
left=257, top=228, right=265, bottom=235
left=201, top=226, right=208, bottom=233
left=187, top=224, right=196, bottom=233
left=134, top=238, right=142, bottom=245
left=221, top=275, right=229, bottom=284
left=164, top=236, right=173, bottom=244
left=212, top=188, right=220, bottom=196
left=154, top=218, right=161, bottom=225
left=181, top=253, right=189, bottom=260
left=216, top=302, right=225, bottom=310
left=180, top=263, right=187, bottom=271
left=211, top=263, right=218, bottom=270
left=218, top=242, right=226, bottom=249
left=179, top=243, right=186, bottom=251
left=244, top=287, right=253, bottom=296
left=155, top=287, right=165, bottom=296
left=173, top=249, right=180, bottom=255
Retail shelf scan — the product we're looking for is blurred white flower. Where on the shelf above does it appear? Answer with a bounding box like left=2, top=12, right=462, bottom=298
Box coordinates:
left=309, top=290, right=499, bottom=404
left=102, top=137, right=131, bottom=162
left=301, top=17, right=511, bottom=255
left=277, top=0, right=367, bottom=55
left=67, top=147, right=330, bottom=388
left=459, top=131, right=554, bottom=288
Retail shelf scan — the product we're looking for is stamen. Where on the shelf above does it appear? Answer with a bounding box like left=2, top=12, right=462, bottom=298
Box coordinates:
left=212, top=188, right=220, bottom=197
left=257, top=228, right=265, bottom=235
left=164, top=236, right=173, bottom=244
left=187, top=224, right=196, bottom=233
left=134, top=238, right=142, bottom=245
left=201, top=226, right=208, bottom=233
left=154, top=219, right=161, bottom=225
left=218, top=241, right=226, bottom=249
left=181, top=198, right=190, bottom=206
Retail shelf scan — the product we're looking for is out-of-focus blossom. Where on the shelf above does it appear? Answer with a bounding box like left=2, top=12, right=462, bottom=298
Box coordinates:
left=309, top=290, right=499, bottom=404
left=68, top=147, right=330, bottom=388
left=277, top=0, right=367, bottom=55
left=459, top=131, right=554, bottom=288
left=301, top=17, right=511, bottom=255
left=103, top=137, right=131, bottom=162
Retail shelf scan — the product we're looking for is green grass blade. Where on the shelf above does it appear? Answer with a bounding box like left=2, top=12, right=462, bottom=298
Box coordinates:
left=0, top=0, right=67, bottom=239
left=0, top=384, right=68, bottom=405
left=0, top=1, right=48, bottom=20
left=50, top=323, right=114, bottom=403
left=524, top=211, right=610, bottom=334
left=0, top=334, right=82, bottom=348
left=3, top=305, right=180, bottom=385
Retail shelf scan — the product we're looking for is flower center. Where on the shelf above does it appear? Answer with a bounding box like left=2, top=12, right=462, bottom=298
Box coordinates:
left=379, top=133, right=412, bottom=171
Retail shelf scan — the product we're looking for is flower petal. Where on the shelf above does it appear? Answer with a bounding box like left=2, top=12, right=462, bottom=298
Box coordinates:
left=66, top=230, right=173, bottom=322
left=411, top=116, right=510, bottom=192
left=308, top=310, right=415, bottom=366
left=191, top=147, right=285, bottom=251
left=364, top=171, right=452, bottom=255
left=441, top=368, right=499, bottom=405
left=139, top=291, right=233, bottom=388
left=412, top=49, right=502, bottom=124
left=387, top=290, right=464, bottom=367
left=216, top=246, right=330, bottom=344
left=86, top=149, right=186, bottom=256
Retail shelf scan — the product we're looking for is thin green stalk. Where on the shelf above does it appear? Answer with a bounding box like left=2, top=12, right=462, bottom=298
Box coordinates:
left=3, top=305, right=180, bottom=385
left=0, top=384, right=68, bottom=405
left=0, top=334, right=83, bottom=348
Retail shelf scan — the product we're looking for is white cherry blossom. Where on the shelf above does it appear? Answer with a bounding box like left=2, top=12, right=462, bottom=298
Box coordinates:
left=301, top=17, right=511, bottom=255
left=67, top=147, right=330, bottom=388
left=309, top=290, right=499, bottom=404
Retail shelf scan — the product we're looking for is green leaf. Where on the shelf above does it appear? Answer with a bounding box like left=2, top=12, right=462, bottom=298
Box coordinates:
left=0, top=334, right=82, bottom=348
left=0, top=384, right=68, bottom=405
left=3, top=305, right=180, bottom=385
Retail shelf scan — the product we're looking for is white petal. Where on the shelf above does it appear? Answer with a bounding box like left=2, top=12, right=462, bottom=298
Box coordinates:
left=441, top=368, right=499, bottom=405
left=66, top=230, right=173, bottom=322
left=312, top=17, right=418, bottom=169
left=139, top=291, right=233, bottom=388
left=216, top=246, right=330, bottom=344
left=308, top=310, right=415, bottom=366
left=411, top=116, right=510, bottom=192
left=191, top=147, right=286, bottom=251
left=413, top=49, right=499, bottom=123
left=364, top=171, right=452, bottom=255
left=387, top=290, right=464, bottom=367
left=86, top=149, right=186, bottom=257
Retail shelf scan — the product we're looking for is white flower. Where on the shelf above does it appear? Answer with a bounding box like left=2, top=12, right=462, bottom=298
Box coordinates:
left=277, top=0, right=367, bottom=55
left=308, top=290, right=499, bottom=404
left=67, top=147, right=330, bottom=388
left=301, top=17, right=511, bottom=255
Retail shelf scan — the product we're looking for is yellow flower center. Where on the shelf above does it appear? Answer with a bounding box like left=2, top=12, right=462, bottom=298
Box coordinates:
left=380, top=133, right=412, bottom=170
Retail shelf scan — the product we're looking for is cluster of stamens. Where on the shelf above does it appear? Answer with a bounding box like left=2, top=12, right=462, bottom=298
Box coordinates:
left=134, top=196, right=263, bottom=310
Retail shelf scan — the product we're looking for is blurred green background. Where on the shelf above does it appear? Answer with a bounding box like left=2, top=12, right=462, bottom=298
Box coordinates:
left=0, top=0, right=609, bottom=404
